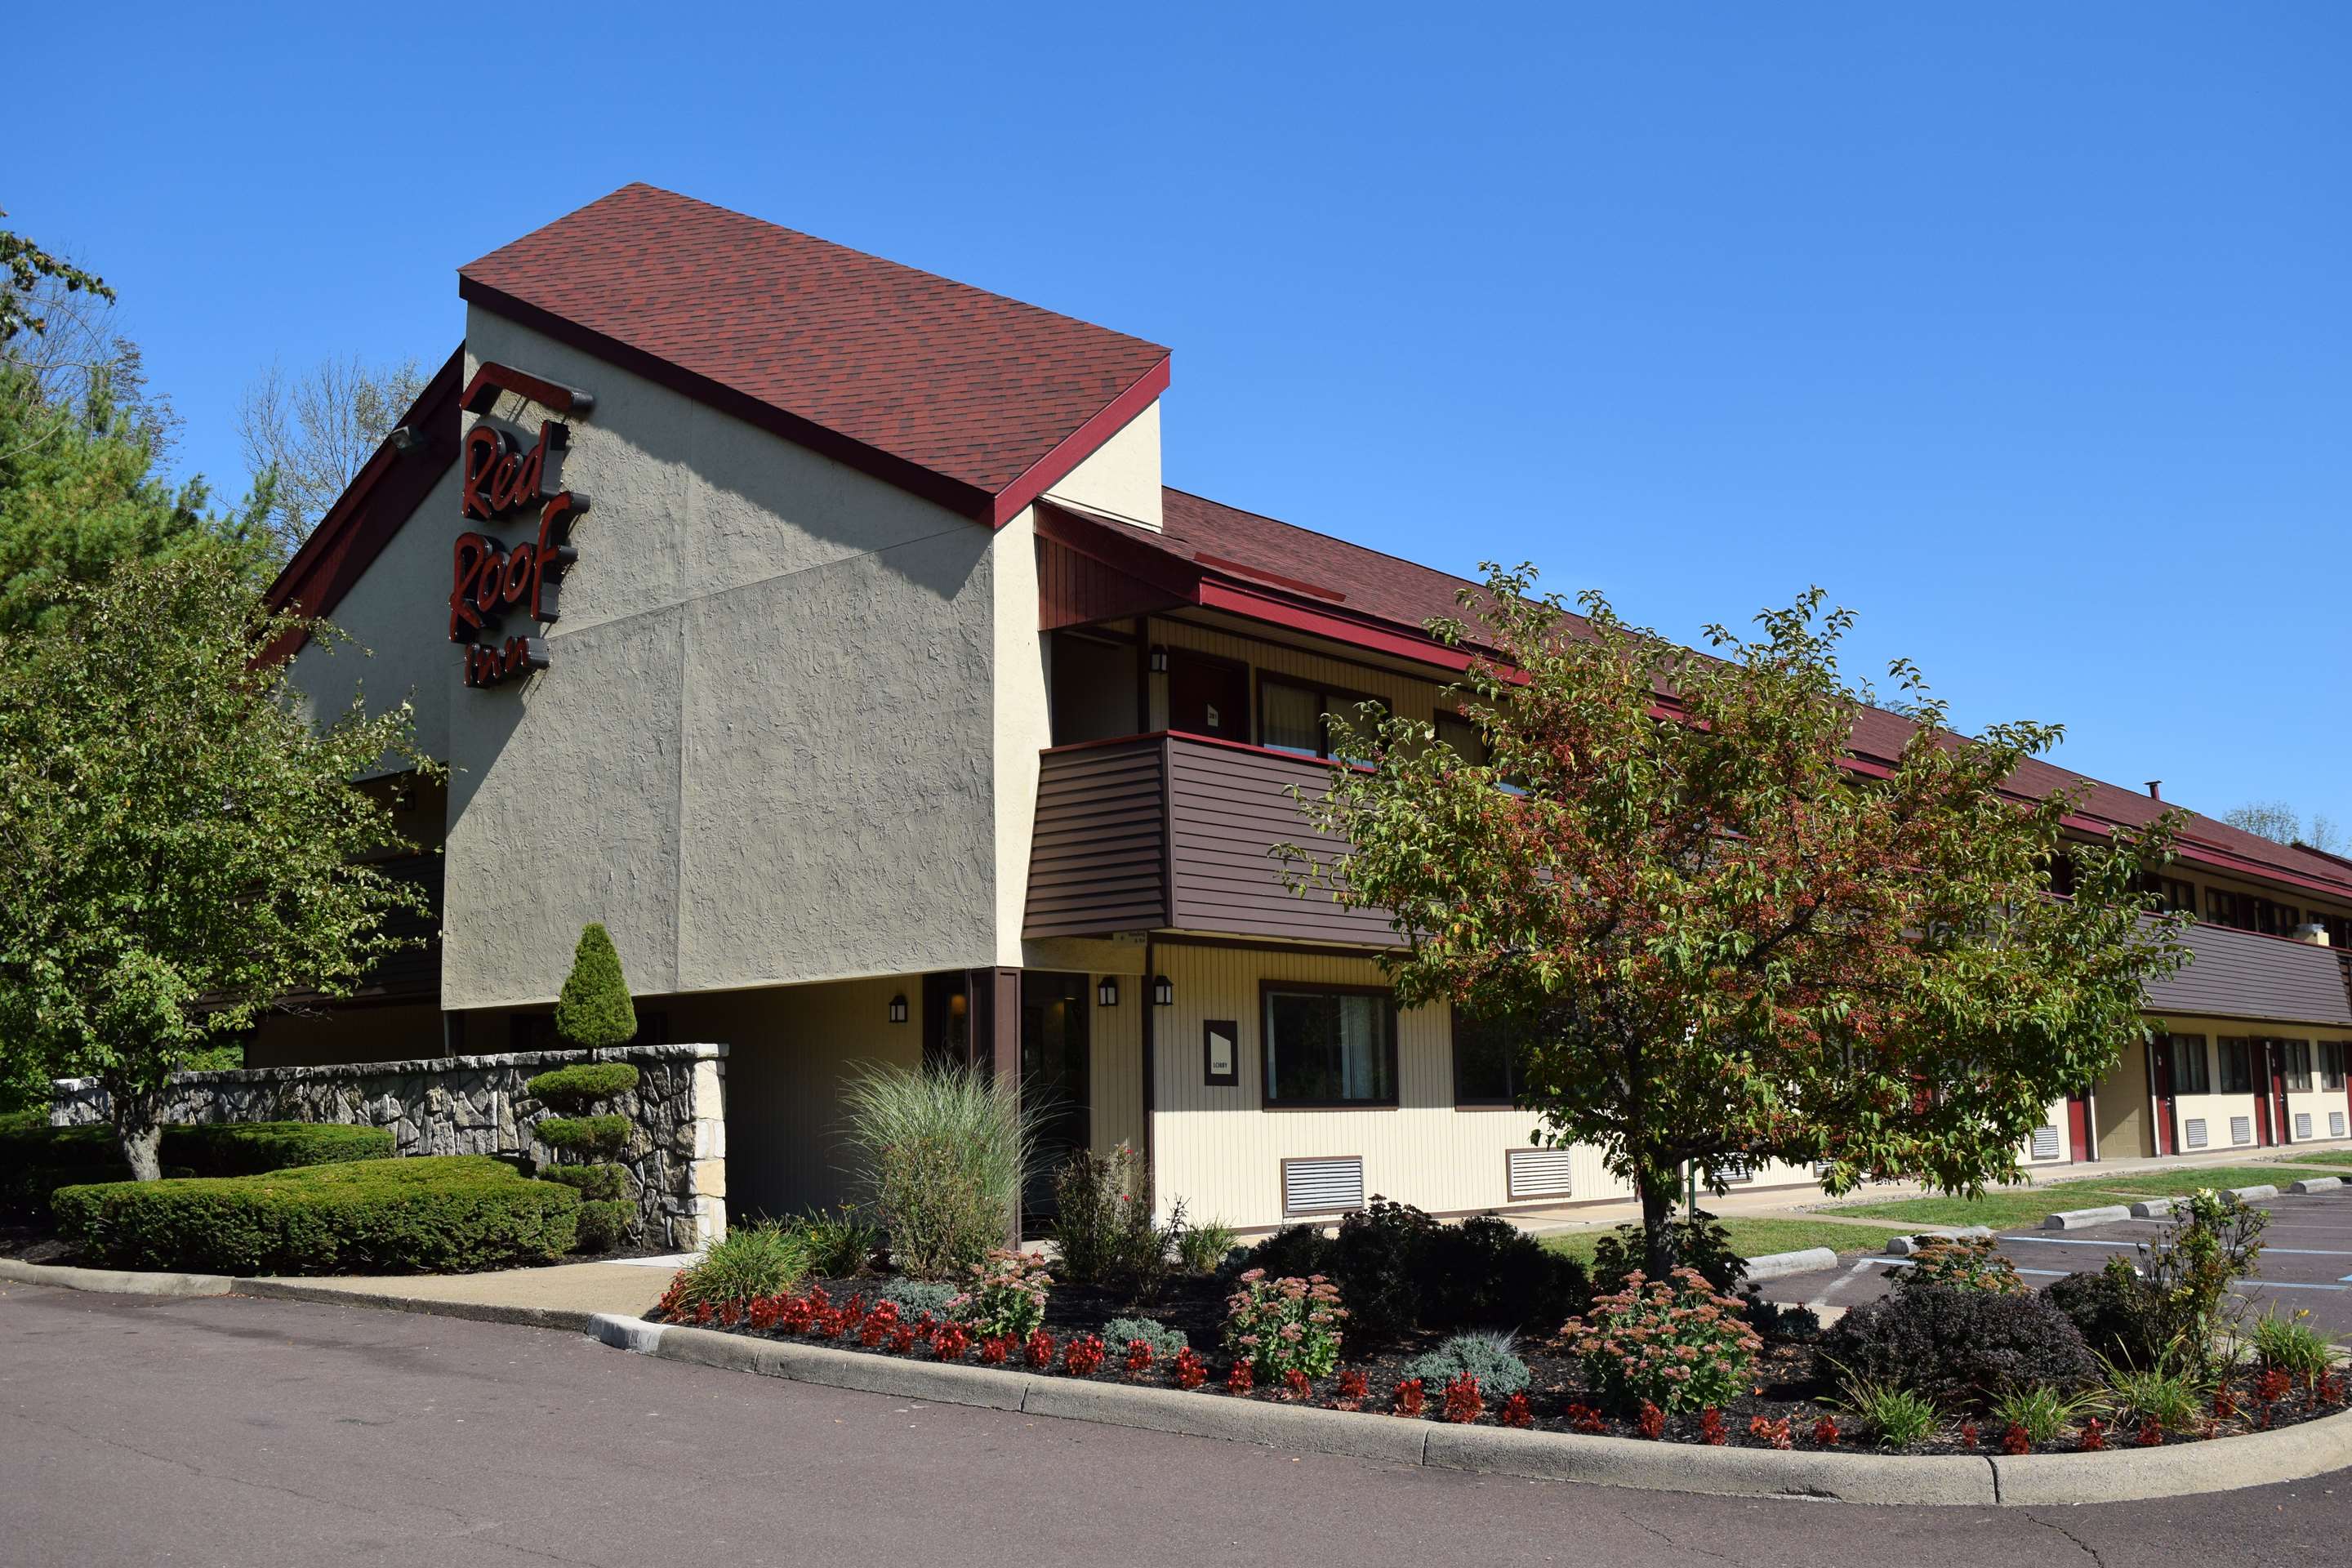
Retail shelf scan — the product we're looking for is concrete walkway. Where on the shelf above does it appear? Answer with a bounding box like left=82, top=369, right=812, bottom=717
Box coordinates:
left=239, top=1256, right=677, bottom=1328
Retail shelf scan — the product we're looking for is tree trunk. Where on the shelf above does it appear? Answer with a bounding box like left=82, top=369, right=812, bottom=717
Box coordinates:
left=1635, top=1165, right=1678, bottom=1281
left=109, top=1080, right=166, bottom=1181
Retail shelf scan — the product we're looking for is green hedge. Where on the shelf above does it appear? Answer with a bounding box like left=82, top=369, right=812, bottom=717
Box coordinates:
left=53, top=1156, right=580, bottom=1275
left=535, top=1114, right=630, bottom=1156
left=158, top=1122, right=393, bottom=1176
left=541, top=1164, right=632, bottom=1202
left=524, top=1062, right=639, bottom=1112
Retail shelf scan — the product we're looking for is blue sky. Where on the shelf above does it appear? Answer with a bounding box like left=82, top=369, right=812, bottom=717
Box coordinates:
left=13, top=5, right=2347, bottom=830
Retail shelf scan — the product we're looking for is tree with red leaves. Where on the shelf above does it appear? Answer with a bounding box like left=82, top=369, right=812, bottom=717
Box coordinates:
left=1284, top=568, right=2187, bottom=1276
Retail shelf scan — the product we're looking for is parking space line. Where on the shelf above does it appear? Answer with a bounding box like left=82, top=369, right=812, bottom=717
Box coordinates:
left=2237, top=1280, right=2347, bottom=1292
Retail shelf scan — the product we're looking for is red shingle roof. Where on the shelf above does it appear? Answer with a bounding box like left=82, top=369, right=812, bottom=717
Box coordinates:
left=459, top=184, right=1169, bottom=519
left=1146, top=488, right=2352, bottom=902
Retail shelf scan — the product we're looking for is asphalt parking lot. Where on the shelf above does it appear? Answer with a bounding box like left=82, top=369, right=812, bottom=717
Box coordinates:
left=1762, top=1181, right=2352, bottom=1341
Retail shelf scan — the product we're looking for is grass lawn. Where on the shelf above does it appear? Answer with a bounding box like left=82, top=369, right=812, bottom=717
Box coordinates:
left=2289, top=1151, right=2352, bottom=1169
left=1542, top=1216, right=1892, bottom=1265
left=1832, top=1162, right=2305, bottom=1229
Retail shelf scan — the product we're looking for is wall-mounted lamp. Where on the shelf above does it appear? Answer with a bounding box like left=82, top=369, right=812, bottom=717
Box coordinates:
left=1152, top=975, right=1174, bottom=1007
left=1097, top=977, right=1119, bottom=1008
left=888, top=993, right=908, bottom=1024
left=1148, top=646, right=1169, bottom=674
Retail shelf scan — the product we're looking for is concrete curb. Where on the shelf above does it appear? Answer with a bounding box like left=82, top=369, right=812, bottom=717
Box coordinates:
left=2289, top=1178, right=2344, bottom=1196
left=0, top=1257, right=234, bottom=1298
left=2042, top=1205, right=2132, bottom=1230
left=236, top=1279, right=594, bottom=1333
left=2129, top=1197, right=2180, bottom=1218
left=2225, top=1184, right=2280, bottom=1204
left=589, top=1316, right=2352, bottom=1507
left=1883, top=1227, right=1994, bottom=1256
left=1743, top=1247, right=1838, bottom=1281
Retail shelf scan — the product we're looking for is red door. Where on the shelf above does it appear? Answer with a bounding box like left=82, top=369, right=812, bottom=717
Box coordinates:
left=2253, top=1042, right=2278, bottom=1147
left=2151, top=1042, right=2176, bottom=1157
left=2065, top=1094, right=2091, bottom=1162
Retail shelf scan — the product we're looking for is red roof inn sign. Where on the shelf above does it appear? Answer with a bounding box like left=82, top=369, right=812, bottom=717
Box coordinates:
left=448, top=363, right=595, bottom=688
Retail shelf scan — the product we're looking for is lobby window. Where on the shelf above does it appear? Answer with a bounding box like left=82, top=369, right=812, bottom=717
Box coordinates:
left=1263, top=986, right=1396, bottom=1107
left=2219, top=1038, right=2254, bottom=1094
left=1260, top=676, right=1387, bottom=761
left=2163, top=1035, right=2211, bottom=1095
left=2321, top=1041, right=2347, bottom=1092
left=1452, top=1005, right=1526, bottom=1106
left=2282, top=1039, right=2314, bottom=1093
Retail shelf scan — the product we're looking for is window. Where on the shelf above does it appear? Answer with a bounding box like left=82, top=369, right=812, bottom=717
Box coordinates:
left=1263, top=986, right=1396, bottom=1106
left=2206, top=889, right=2302, bottom=935
left=2322, top=1041, right=2348, bottom=1092
left=1259, top=676, right=1387, bottom=761
left=2218, top=1038, right=2254, bottom=1094
left=2045, top=853, right=2078, bottom=898
left=2281, top=1039, right=2313, bottom=1093
left=1452, top=1005, right=1526, bottom=1106
left=2163, top=1035, right=2210, bottom=1095
left=2136, top=873, right=2197, bottom=914
left=1435, top=713, right=1486, bottom=765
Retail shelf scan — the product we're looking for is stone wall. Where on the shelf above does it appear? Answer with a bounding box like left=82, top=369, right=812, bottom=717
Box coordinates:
left=49, top=1042, right=728, bottom=1249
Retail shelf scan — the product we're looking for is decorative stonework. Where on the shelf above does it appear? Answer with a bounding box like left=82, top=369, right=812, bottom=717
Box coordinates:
left=49, top=1043, right=727, bottom=1249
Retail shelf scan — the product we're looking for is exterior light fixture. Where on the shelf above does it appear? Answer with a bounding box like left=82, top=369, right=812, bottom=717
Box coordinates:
left=1149, top=647, right=1169, bottom=673
left=1152, top=975, right=1174, bottom=1007
left=1097, top=977, right=1119, bottom=1008
left=888, top=993, right=908, bottom=1024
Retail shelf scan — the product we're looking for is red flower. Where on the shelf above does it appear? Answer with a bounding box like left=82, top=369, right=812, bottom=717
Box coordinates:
left=2257, top=1369, right=2292, bottom=1406
left=933, top=1324, right=970, bottom=1363
left=1332, top=1369, right=1370, bottom=1411
left=1174, top=1348, right=1208, bottom=1390
left=1393, top=1378, right=1426, bottom=1418
left=1124, top=1339, right=1155, bottom=1377
left=1499, top=1392, right=1535, bottom=1429
left=1283, top=1368, right=1313, bottom=1402
left=978, top=1334, right=1011, bottom=1366
left=2001, top=1423, right=2030, bottom=1455
left=1748, top=1415, right=1791, bottom=1450
left=1441, top=1374, right=1485, bottom=1425
left=1025, top=1330, right=1056, bottom=1370
left=2079, top=1417, right=2107, bottom=1452
left=889, top=1325, right=916, bottom=1356
left=1698, top=1408, right=1726, bottom=1446
left=1062, top=1334, right=1106, bottom=1378
left=1227, top=1360, right=1255, bottom=1396
left=1811, top=1415, right=1840, bottom=1447
left=2135, top=1419, right=2163, bottom=1448
left=1960, top=1420, right=1980, bottom=1448
left=1567, top=1402, right=1606, bottom=1435
left=2213, top=1386, right=2238, bottom=1420
left=1636, top=1401, right=1664, bottom=1440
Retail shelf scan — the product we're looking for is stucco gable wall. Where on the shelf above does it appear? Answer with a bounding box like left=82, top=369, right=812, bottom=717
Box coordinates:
left=443, top=310, right=1003, bottom=1008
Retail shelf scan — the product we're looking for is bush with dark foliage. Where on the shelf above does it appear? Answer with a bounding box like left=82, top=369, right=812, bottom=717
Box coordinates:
left=1235, top=1223, right=1338, bottom=1282
left=2046, top=1263, right=2163, bottom=1365
left=1417, top=1214, right=1589, bottom=1332
left=1824, top=1282, right=2100, bottom=1406
left=1334, top=1198, right=1438, bottom=1346
left=1588, top=1209, right=1747, bottom=1296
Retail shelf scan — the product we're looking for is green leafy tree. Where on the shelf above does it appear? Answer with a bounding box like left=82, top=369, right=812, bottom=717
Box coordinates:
left=552, top=924, right=637, bottom=1049
left=0, top=551, right=441, bottom=1178
left=1283, top=566, right=2189, bottom=1276
left=1, top=212, right=114, bottom=345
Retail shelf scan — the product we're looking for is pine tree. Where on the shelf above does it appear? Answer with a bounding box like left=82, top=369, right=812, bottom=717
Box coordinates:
left=552, top=923, right=637, bottom=1049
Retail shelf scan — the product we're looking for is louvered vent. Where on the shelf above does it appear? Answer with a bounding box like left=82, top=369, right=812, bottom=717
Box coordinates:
left=2296, top=1112, right=2314, bottom=1140
left=2032, top=1125, right=2061, bottom=1160
left=1717, top=1156, right=1755, bottom=1184
left=1506, top=1147, right=1575, bottom=1200
left=2185, top=1118, right=2208, bottom=1150
left=2231, top=1116, right=2252, bottom=1146
left=1281, top=1156, right=1365, bottom=1216
left=2332, top=1112, right=2347, bottom=1139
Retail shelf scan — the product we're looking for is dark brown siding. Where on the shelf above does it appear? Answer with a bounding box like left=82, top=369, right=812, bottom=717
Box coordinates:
left=1165, top=740, right=1397, bottom=944
left=2143, top=919, right=2352, bottom=1027
left=1025, top=739, right=1169, bottom=937
left=1036, top=534, right=1183, bottom=630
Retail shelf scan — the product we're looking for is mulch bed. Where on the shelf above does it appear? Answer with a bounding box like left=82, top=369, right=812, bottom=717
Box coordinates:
left=661, top=1272, right=2351, bottom=1454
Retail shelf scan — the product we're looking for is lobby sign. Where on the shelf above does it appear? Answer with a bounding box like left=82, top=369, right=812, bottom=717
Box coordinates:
left=448, top=366, right=593, bottom=688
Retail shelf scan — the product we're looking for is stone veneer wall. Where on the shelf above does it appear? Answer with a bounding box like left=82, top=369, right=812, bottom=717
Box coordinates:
left=49, top=1043, right=728, bottom=1249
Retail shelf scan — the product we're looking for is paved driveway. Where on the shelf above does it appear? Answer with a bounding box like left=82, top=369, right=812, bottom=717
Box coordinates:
left=3, top=1282, right=2349, bottom=1566
left=1765, top=1183, right=2352, bottom=1340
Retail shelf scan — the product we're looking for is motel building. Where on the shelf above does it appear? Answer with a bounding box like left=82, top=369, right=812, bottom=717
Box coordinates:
left=261, top=184, right=2352, bottom=1236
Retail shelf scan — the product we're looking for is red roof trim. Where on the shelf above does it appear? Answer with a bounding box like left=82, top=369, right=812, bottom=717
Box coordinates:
left=1196, top=579, right=1481, bottom=673
left=460, top=278, right=1000, bottom=522
left=989, top=356, right=1169, bottom=528
left=261, top=347, right=465, bottom=659
left=460, top=360, right=595, bottom=416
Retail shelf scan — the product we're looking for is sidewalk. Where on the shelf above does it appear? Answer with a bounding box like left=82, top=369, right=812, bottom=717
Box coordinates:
left=237, top=1254, right=685, bottom=1330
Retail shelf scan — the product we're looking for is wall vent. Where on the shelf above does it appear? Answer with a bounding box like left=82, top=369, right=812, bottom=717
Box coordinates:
left=2332, top=1112, right=2347, bottom=1140
left=1505, top=1147, right=1575, bottom=1201
left=2296, top=1112, right=2314, bottom=1141
left=2032, top=1125, right=2061, bottom=1160
left=2185, top=1117, right=2208, bottom=1150
left=1281, top=1156, right=1365, bottom=1217
left=2230, top=1116, right=2252, bottom=1146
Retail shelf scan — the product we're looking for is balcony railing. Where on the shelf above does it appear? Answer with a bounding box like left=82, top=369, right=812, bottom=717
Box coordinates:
left=1023, top=732, right=1396, bottom=945
left=2143, top=917, right=2352, bottom=1027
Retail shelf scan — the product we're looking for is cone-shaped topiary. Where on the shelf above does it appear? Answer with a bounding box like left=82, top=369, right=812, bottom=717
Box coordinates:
left=553, top=924, right=637, bottom=1049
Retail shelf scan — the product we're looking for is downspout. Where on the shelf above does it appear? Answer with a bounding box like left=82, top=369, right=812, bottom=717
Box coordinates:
left=1141, top=933, right=1157, bottom=1220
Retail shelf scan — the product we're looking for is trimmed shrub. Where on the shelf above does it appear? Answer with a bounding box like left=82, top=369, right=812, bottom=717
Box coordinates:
left=1332, top=1197, right=1437, bottom=1347
left=158, top=1122, right=392, bottom=1177
left=1823, top=1282, right=2100, bottom=1407
left=534, top=1115, right=631, bottom=1158
left=1102, top=1315, right=1188, bottom=1361
left=4, top=1162, right=191, bottom=1220
left=552, top=923, right=637, bottom=1049
left=1418, top=1214, right=1591, bottom=1333
left=525, top=1062, right=641, bottom=1113
left=52, top=1156, right=579, bottom=1274
left=1588, top=1210, right=1747, bottom=1296
left=575, top=1200, right=634, bottom=1254
left=541, top=1164, right=633, bottom=1203
left=1405, top=1330, right=1531, bottom=1398
left=1051, top=1143, right=1169, bottom=1289
left=841, top=1063, right=1033, bottom=1279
